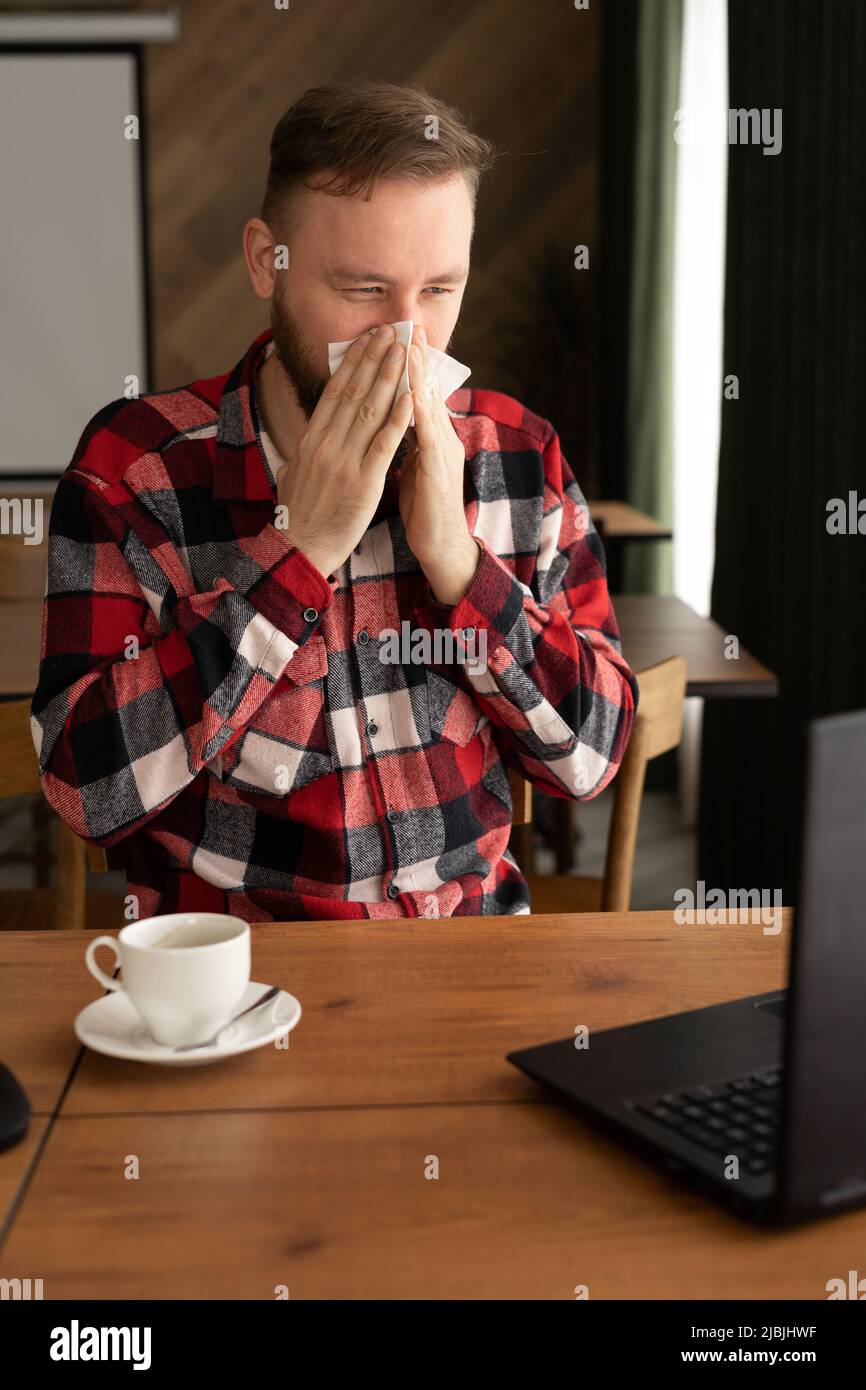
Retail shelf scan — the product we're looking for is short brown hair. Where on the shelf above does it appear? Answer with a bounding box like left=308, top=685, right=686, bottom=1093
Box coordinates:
left=260, top=77, right=496, bottom=231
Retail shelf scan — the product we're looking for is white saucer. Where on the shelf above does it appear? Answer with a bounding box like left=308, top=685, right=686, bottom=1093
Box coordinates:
left=74, top=980, right=301, bottom=1067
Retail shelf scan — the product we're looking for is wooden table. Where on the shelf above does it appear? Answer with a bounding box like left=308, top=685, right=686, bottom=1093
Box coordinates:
left=2, top=910, right=863, bottom=1299
left=615, top=594, right=778, bottom=698
left=535, top=592, right=778, bottom=870
left=590, top=500, right=672, bottom=542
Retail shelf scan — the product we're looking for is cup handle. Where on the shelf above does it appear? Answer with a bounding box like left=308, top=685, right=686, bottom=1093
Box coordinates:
left=85, top=935, right=123, bottom=992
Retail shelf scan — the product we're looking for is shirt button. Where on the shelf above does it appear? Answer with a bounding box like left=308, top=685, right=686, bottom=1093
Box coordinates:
left=303, top=607, right=318, bottom=623
left=423, top=894, right=438, bottom=918
left=386, top=809, right=399, bottom=823
left=387, top=883, right=400, bottom=899
left=366, top=721, right=379, bottom=737
left=357, top=629, right=369, bottom=645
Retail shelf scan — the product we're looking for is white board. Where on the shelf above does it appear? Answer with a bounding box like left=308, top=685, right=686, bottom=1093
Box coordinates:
left=0, top=52, right=148, bottom=477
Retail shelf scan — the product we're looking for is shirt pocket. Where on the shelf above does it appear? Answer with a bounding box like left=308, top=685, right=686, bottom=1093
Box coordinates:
left=425, top=669, right=488, bottom=747
left=222, top=634, right=333, bottom=795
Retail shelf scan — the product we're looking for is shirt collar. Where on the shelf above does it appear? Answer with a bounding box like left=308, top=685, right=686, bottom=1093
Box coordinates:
left=213, top=328, right=278, bottom=502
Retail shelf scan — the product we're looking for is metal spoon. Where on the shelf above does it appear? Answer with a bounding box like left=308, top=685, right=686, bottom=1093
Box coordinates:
left=171, top=986, right=281, bottom=1052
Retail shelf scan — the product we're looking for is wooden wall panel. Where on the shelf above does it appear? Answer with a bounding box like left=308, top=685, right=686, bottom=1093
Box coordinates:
left=141, top=0, right=599, bottom=486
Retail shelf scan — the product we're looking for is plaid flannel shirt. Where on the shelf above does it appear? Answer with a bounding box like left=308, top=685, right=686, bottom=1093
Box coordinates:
left=31, top=329, right=638, bottom=921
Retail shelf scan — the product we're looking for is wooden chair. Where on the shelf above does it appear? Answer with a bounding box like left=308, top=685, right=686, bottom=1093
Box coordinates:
left=0, top=700, right=119, bottom=930
left=0, top=532, right=52, bottom=882
left=86, top=844, right=109, bottom=874
left=518, top=656, right=688, bottom=913
left=507, top=769, right=535, bottom=874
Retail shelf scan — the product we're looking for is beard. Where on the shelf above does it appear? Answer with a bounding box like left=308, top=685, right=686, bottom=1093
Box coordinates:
left=269, top=285, right=327, bottom=420
left=267, top=288, right=453, bottom=456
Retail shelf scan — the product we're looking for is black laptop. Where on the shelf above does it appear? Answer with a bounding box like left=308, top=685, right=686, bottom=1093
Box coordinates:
left=508, top=710, right=866, bottom=1226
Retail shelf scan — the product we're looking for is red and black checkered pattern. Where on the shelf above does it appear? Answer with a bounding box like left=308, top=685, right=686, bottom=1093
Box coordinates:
left=31, top=329, right=638, bottom=921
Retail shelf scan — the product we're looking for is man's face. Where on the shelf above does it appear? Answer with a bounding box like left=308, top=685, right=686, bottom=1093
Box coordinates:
left=268, top=173, right=473, bottom=418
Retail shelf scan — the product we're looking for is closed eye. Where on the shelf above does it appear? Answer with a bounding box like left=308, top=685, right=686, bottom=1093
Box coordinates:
left=346, top=287, right=453, bottom=296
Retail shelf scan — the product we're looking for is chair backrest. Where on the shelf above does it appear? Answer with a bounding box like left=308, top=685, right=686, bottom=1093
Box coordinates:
left=0, top=536, right=48, bottom=601
left=508, top=768, right=532, bottom=826
left=87, top=843, right=109, bottom=874
left=601, top=655, right=688, bottom=911
left=0, top=699, right=87, bottom=928
left=0, top=698, right=42, bottom=799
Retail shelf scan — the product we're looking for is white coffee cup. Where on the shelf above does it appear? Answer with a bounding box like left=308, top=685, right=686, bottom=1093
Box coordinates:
left=85, top=913, right=251, bottom=1047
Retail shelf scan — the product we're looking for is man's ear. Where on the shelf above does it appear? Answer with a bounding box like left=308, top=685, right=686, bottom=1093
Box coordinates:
left=243, top=218, right=282, bottom=301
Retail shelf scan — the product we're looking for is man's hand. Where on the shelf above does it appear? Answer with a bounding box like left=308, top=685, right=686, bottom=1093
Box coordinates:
left=276, top=323, right=414, bottom=578
left=399, top=326, right=481, bottom=605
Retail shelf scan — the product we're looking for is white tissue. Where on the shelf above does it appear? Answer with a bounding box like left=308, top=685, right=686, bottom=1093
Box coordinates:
left=327, top=320, right=471, bottom=426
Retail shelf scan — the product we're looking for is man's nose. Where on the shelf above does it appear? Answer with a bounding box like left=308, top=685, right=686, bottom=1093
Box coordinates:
left=392, top=297, right=418, bottom=327
left=365, top=306, right=425, bottom=333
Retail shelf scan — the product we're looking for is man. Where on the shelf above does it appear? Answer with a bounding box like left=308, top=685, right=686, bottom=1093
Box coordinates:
left=31, top=78, right=637, bottom=922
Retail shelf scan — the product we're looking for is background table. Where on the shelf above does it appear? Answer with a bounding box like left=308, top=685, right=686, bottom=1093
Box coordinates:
left=614, top=594, right=778, bottom=698
left=590, top=500, right=672, bottom=541
left=536, top=594, right=778, bottom=872
left=2, top=911, right=864, bottom=1299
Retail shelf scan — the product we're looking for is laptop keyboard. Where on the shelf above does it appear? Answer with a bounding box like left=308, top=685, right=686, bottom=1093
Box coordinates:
left=630, top=1068, right=783, bottom=1174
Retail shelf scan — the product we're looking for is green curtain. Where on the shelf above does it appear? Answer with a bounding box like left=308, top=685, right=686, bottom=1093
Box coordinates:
left=623, top=0, right=682, bottom=593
